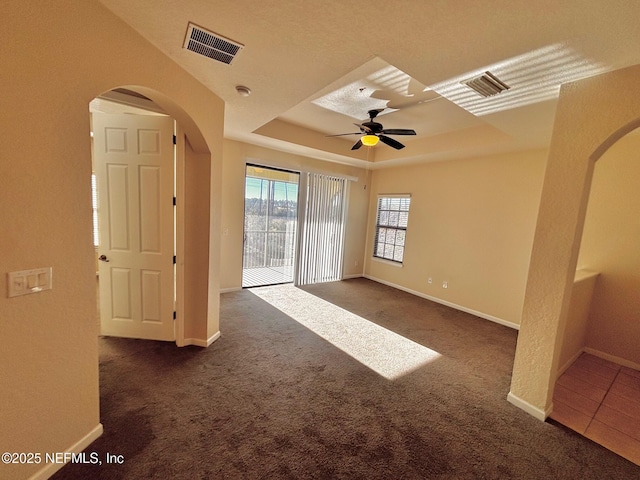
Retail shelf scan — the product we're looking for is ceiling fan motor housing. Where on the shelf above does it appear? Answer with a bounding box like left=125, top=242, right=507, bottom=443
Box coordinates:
left=361, top=121, right=383, bottom=134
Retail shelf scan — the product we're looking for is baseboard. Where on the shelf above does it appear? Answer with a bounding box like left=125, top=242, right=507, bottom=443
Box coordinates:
left=183, top=331, right=221, bottom=348
left=556, top=348, right=585, bottom=379
left=342, top=273, right=364, bottom=280
left=220, top=287, right=242, bottom=294
left=29, top=423, right=103, bottom=480
left=363, top=274, right=519, bottom=330
left=584, top=347, right=640, bottom=371
left=507, top=392, right=551, bottom=421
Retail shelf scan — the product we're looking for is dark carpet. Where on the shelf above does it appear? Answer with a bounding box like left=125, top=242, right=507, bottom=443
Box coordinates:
left=53, top=278, right=640, bottom=479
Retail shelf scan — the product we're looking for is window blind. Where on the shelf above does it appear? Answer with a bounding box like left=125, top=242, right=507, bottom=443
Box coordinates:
left=296, top=173, right=348, bottom=285
left=374, top=195, right=411, bottom=263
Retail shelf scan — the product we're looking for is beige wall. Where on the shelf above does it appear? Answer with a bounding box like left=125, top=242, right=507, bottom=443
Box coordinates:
left=577, top=131, right=640, bottom=366
left=182, top=139, right=212, bottom=341
left=364, top=150, right=547, bottom=327
left=0, top=2, right=224, bottom=479
left=220, top=139, right=370, bottom=290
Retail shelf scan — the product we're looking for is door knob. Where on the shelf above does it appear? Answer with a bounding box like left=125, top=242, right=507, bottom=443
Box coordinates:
left=98, top=255, right=110, bottom=262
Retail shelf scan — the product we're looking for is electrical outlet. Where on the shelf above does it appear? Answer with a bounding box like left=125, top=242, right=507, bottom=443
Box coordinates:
left=442, top=281, right=448, bottom=289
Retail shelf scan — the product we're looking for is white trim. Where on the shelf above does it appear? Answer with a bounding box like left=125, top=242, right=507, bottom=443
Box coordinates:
left=183, top=331, right=221, bottom=348
left=342, top=273, right=364, bottom=280
left=574, top=268, right=599, bottom=282
left=371, top=256, right=404, bottom=268
left=556, top=348, right=585, bottom=379
left=220, top=287, right=242, bottom=294
left=364, top=274, right=520, bottom=330
left=584, top=347, right=640, bottom=371
left=507, top=392, right=551, bottom=421
left=556, top=347, right=640, bottom=380
left=98, top=90, right=166, bottom=115
left=29, top=423, right=104, bottom=480
left=377, top=193, right=411, bottom=198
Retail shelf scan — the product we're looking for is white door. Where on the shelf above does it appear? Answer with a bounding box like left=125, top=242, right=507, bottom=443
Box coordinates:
left=93, top=113, right=175, bottom=341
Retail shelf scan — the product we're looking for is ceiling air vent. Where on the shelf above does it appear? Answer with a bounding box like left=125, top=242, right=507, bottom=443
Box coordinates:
left=183, top=23, right=243, bottom=65
left=462, top=71, right=510, bottom=98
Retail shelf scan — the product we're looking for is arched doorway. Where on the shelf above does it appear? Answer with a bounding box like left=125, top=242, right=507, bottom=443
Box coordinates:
left=576, top=127, right=640, bottom=364
left=546, top=126, right=640, bottom=463
left=89, top=86, right=214, bottom=347
left=509, top=64, right=640, bottom=421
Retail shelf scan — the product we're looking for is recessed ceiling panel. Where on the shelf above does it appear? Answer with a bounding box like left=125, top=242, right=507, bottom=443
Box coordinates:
left=310, top=62, right=436, bottom=119
left=278, top=57, right=483, bottom=141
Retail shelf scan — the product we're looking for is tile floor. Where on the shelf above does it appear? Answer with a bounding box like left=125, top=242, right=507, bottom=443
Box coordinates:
left=550, top=353, right=640, bottom=466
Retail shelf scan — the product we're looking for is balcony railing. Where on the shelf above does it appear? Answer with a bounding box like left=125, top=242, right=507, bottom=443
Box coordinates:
left=243, top=230, right=296, bottom=269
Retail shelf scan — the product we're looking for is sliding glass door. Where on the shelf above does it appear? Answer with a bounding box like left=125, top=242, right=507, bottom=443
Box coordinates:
left=242, top=165, right=350, bottom=288
left=242, top=165, right=299, bottom=288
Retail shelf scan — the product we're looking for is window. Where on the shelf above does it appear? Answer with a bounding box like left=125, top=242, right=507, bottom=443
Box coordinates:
left=374, top=195, right=411, bottom=263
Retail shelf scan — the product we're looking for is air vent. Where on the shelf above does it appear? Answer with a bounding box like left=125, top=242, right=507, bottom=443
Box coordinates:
left=462, top=71, right=510, bottom=98
left=183, top=23, right=243, bottom=65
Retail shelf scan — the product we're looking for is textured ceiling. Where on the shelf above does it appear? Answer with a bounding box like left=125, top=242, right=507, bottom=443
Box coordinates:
left=98, top=0, right=640, bottom=168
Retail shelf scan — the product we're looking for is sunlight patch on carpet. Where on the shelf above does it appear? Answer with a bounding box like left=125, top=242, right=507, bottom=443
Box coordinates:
left=250, top=284, right=441, bottom=380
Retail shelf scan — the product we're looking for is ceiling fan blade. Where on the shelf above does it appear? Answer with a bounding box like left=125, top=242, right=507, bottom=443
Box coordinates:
left=379, top=135, right=405, bottom=150
left=353, top=122, right=372, bottom=133
left=325, top=132, right=361, bottom=137
left=351, top=139, right=363, bottom=150
left=381, top=128, right=417, bottom=136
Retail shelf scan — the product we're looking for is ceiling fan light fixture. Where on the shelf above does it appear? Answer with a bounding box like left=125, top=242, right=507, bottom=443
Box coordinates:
left=362, top=135, right=379, bottom=146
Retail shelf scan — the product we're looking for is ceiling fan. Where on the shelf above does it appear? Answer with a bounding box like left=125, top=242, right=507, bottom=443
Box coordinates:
left=327, top=108, right=416, bottom=150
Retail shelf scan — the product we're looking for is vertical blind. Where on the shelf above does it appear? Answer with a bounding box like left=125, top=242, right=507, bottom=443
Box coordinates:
left=296, top=173, right=349, bottom=286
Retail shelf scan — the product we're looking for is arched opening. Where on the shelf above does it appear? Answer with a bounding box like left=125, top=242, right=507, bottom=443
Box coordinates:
left=574, top=126, right=640, bottom=365
left=554, top=121, right=640, bottom=372
left=88, top=86, right=214, bottom=346
left=509, top=65, right=640, bottom=426
left=547, top=124, right=640, bottom=461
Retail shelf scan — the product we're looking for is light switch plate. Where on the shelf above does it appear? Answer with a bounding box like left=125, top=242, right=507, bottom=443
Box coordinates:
left=8, top=267, right=52, bottom=297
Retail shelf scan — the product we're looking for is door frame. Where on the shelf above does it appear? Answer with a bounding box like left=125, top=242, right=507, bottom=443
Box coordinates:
left=241, top=162, right=301, bottom=288
left=174, top=123, right=186, bottom=346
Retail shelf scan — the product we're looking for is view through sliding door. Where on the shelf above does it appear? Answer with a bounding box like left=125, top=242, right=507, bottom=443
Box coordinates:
left=242, top=165, right=299, bottom=288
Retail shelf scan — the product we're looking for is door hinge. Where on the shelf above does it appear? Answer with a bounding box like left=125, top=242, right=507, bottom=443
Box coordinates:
left=173, top=255, right=176, bottom=264
left=173, top=311, right=176, bottom=320
left=173, top=196, right=176, bottom=206
left=173, top=134, right=177, bottom=145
